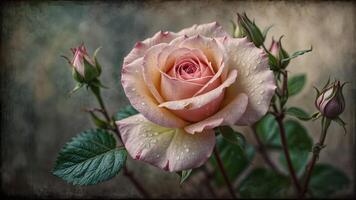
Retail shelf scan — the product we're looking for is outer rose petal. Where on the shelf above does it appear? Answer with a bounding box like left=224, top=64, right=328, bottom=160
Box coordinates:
left=177, top=21, right=230, bottom=39
left=121, top=58, right=188, bottom=128
left=124, top=31, right=178, bottom=67
left=124, top=22, right=229, bottom=67
left=116, top=114, right=215, bottom=172
left=221, top=37, right=276, bottom=125
left=184, top=93, right=248, bottom=134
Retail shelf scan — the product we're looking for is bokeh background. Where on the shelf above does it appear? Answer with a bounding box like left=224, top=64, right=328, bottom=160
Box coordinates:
left=1, top=0, right=355, bottom=198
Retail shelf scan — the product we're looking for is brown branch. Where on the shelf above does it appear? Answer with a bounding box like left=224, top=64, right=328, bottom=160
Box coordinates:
left=275, top=114, right=302, bottom=195
left=300, top=117, right=330, bottom=198
left=213, top=146, right=237, bottom=198
left=202, top=166, right=217, bottom=198
left=251, top=125, right=281, bottom=174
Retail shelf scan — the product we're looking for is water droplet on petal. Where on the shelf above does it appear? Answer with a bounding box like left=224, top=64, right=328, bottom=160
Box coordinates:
left=185, top=148, right=190, bottom=152
left=260, top=90, right=265, bottom=94
left=156, top=154, right=160, bottom=158
left=154, top=132, right=158, bottom=136
left=131, top=88, right=136, bottom=91
left=141, top=102, right=145, bottom=106
left=176, top=156, right=180, bottom=160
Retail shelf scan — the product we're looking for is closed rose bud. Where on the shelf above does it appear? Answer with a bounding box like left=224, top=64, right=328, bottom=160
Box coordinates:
left=269, top=37, right=280, bottom=58
left=315, top=80, right=346, bottom=119
left=232, top=14, right=246, bottom=38
left=70, top=43, right=100, bottom=82
left=237, top=13, right=265, bottom=47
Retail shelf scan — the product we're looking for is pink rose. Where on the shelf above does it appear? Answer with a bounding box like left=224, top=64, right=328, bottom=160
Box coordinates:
left=71, top=43, right=94, bottom=77
left=116, top=22, right=276, bottom=172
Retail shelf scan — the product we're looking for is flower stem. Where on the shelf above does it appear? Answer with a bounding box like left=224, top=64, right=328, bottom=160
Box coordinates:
left=300, top=117, right=331, bottom=198
left=213, top=146, right=237, bottom=198
left=251, top=125, right=280, bottom=174
left=275, top=114, right=302, bottom=194
left=273, top=70, right=302, bottom=195
left=90, top=85, right=150, bottom=198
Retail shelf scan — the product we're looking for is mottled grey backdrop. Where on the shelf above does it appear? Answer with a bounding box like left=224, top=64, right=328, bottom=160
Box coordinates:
left=1, top=0, right=355, bottom=198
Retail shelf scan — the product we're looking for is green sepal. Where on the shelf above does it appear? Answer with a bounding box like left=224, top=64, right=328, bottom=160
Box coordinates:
left=72, top=68, right=85, bottom=83
left=281, top=46, right=313, bottom=66
left=84, top=58, right=100, bottom=82
left=238, top=13, right=265, bottom=47
left=262, top=24, right=273, bottom=40
left=68, top=83, right=84, bottom=96
left=333, top=117, right=347, bottom=134
left=177, top=169, right=193, bottom=184
left=93, top=47, right=102, bottom=75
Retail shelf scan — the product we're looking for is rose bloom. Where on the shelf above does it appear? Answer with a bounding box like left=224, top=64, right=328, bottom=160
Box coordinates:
left=116, top=22, right=276, bottom=172
left=71, top=43, right=95, bottom=77
left=315, top=80, right=345, bottom=119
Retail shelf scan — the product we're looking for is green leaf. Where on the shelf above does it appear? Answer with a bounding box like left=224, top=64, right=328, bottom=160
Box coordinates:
left=288, top=74, right=306, bottom=96
left=286, top=107, right=311, bottom=121
left=219, top=126, right=246, bottom=149
left=255, top=113, right=279, bottom=145
left=52, top=129, right=126, bottom=185
left=180, top=169, right=193, bottom=184
left=114, top=105, right=139, bottom=121
left=309, top=164, right=350, bottom=198
left=210, top=134, right=255, bottom=187
left=238, top=168, right=290, bottom=198
left=84, top=58, right=99, bottom=82
left=275, top=120, right=312, bottom=175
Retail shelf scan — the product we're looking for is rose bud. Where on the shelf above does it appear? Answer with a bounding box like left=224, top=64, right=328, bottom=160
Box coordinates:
left=70, top=43, right=101, bottom=83
left=237, top=12, right=265, bottom=47
left=232, top=14, right=246, bottom=38
left=268, top=36, right=290, bottom=70
left=315, top=80, right=346, bottom=119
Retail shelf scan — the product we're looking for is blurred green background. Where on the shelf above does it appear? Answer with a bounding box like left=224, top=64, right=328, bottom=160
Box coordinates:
left=1, top=0, right=355, bottom=198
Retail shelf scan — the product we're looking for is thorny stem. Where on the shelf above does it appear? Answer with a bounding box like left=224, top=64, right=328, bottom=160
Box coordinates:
left=275, top=113, right=302, bottom=194
left=300, top=117, right=331, bottom=198
left=213, top=146, right=237, bottom=198
left=90, top=85, right=150, bottom=199
left=251, top=125, right=280, bottom=174
left=273, top=71, right=302, bottom=195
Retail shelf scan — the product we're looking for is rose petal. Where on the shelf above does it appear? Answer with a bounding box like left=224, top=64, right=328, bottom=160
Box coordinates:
left=160, top=73, right=205, bottom=101
left=116, top=114, right=215, bottom=172
left=184, top=93, right=248, bottom=134
left=143, top=43, right=170, bottom=103
left=121, top=57, right=188, bottom=128
left=124, top=31, right=178, bottom=67
left=221, top=37, right=276, bottom=125
left=178, top=35, right=227, bottom=96
left=158, top=69, right=237, bottom=110
left=177, top=21, right=229, bottom=39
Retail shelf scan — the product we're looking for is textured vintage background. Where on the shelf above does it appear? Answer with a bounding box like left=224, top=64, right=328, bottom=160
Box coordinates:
left=1, top=0, right=355, bottom=198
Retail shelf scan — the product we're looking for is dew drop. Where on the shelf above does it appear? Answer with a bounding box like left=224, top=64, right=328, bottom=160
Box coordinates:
left=257, top=101, right=261, bottom=105
left=135, top=70, right=139, bottom=73
left=185, top=148, right=190, bottom=152
left=141, top=102, right=145, bottom=106
left=131, top=88, right=136, bottom=91
left=143, top=134, right=147, bottom=137
left=258, top=80, right=263, bottom=84
left=154, top=132, right=158, bottom=136
left=156, top=154, right=160, bottom=158
left=176, top=156, right=180, bottom=160
left=149, top=133, right=153, bottom=137
left=260, top=90, right=265, bottom=94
